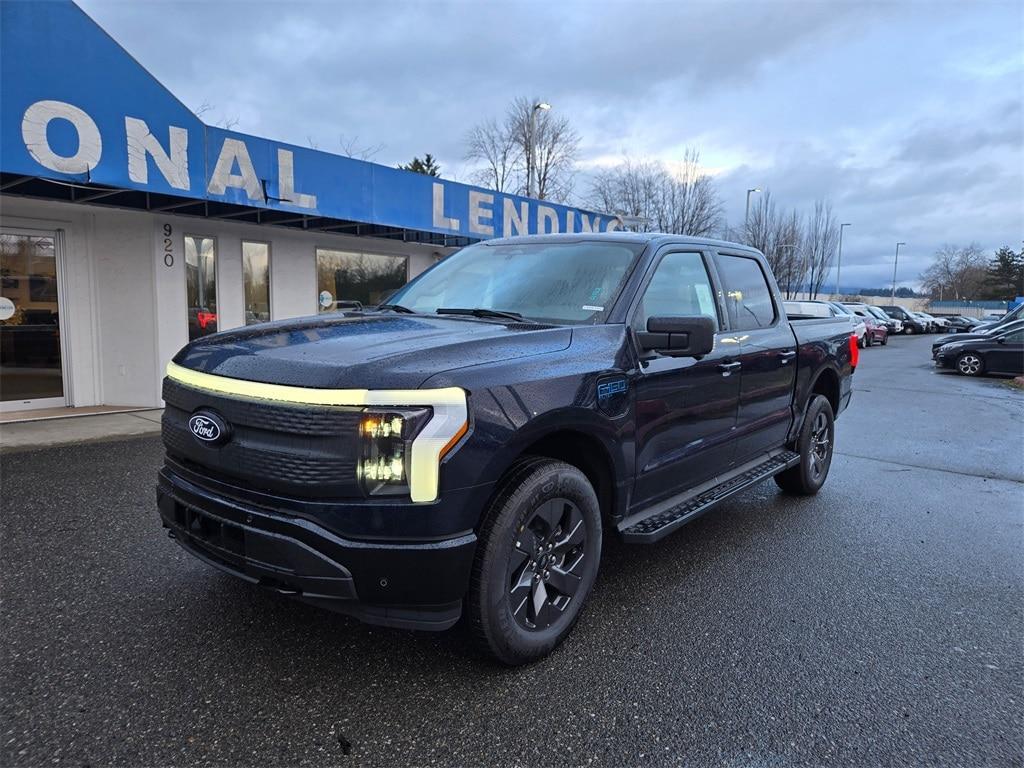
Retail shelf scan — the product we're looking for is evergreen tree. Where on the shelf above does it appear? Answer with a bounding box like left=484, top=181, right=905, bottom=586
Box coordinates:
left=981, top=246, right=1024, bottom=300
left=399, top=154, right=441, bottom=177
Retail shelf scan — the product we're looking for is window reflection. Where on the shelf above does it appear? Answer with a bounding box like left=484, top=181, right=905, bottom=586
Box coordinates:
left=185, top=236, right=217, bottom=340
left=242, top=241, right=270, bottom=325
left=316, top=249, right=407, bottom=312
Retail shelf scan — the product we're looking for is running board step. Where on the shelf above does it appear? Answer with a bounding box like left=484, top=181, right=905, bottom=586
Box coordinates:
left=619, top=450, right=800, bottom=544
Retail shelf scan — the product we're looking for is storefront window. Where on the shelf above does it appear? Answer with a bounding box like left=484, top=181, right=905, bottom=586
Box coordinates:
left=185, top=236, right=217, bottom=340
left=242, top=241, right=270, bottom=325
left=315, top=249, right=407, bottom=312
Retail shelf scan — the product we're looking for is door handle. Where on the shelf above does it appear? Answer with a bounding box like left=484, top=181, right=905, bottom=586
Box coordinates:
left=718, top=361, right=741, bottom=376
left=779, top=350, right=797, bottom=364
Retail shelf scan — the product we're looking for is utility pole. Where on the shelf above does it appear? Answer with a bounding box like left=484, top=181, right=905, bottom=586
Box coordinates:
left=745, top=188, right=761, bottom=239
left=835, top=223, right=851, bottom=297
left=527, top=102, right=550, bottom=198
left=891, top=242, right=906, bottom=301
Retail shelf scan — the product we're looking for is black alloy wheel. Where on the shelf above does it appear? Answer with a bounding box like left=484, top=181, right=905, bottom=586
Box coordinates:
left=775, top=394, right=835, bottom=495
left=469, top=458, right=601, bottom=665
left=509, top=498, right=587, bottom=630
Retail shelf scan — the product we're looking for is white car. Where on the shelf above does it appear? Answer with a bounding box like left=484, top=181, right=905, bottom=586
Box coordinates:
left=785, top=300, right=868, bottom=347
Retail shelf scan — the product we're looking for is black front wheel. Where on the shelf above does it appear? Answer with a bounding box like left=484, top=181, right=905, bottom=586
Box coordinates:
left=775, top=395, right=835, bottom=495
left=469, top=458, right=601, bottom=665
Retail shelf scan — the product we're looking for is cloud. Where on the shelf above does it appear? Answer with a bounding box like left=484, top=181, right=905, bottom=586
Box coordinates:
left=77, top=0, right=1024, bottom=288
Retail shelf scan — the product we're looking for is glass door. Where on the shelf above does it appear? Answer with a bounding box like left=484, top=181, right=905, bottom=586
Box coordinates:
left=0, top=229, right=67, bottom=410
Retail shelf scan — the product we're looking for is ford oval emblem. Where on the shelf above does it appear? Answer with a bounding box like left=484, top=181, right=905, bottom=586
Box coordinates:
left=188, top=410, right=230, bottom=446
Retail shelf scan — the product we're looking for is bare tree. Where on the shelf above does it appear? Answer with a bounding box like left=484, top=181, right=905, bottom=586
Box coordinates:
left=744, top=191, right=804, bottom=297
left=920, top=243, right=988, bottom=300
left=586, top=151, right=723, bottom=237
left=193, top=101, right=239, bottom=131
left=587, top=157, right=663, bottom=229
left=464, top=117, right=521, bottom=192
left=803, top=199, right=840, bottom=299
left=338, top=134, right=385, bottom=161
left=463, top=97, right=580, bottom=202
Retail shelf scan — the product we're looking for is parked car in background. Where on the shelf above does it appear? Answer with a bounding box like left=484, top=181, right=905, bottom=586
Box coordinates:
left=864, top=305, right=903, bottom=334
left=918, top=312, right=949, bottom=331
left=843, top=303, right=901, bottom=335
left=932, top=319, right=1024, bottom=357
left=911, top=312, right=938, bottom=332
left=879, top=306, right=927, bottom=334
left=841, top=303, right=890, bottom=345
left=972, top=303, right=1024, bottom=333
left=934, top=326, right=1024, bottom=377
left=787, top=301, right=867, bottom=347
left=934, top=315, right=979, bottom=333
left=825, top=302, right=869, bottom=347
left=862, top=316, right=889, bottom=346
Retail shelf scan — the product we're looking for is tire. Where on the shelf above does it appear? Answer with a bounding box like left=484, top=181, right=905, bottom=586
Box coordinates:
left=881, top=335, right=888, bottom=346
left=956, top=352, right=984, bottom=377
left=468, top=458, right=602, bottom=665
left=775, top=395, right=835, bottom=496
left=858, top=335, right=866, bottom=349
left=905, top=326, right=915, bottom=335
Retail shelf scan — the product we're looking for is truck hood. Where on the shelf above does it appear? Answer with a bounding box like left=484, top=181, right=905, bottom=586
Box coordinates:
left=172, top=313, right=572, bottom=390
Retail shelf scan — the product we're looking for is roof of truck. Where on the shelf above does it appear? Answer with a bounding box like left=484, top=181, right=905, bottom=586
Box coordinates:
left=486, top=232, right=763, bottom=255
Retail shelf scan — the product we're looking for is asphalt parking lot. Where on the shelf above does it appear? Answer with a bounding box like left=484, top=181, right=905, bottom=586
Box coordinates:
left=2, top=334, right=1022, bottom=767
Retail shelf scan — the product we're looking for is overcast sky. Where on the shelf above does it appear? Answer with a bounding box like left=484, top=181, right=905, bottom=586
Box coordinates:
left=79, top=0, right=1023, bottom=290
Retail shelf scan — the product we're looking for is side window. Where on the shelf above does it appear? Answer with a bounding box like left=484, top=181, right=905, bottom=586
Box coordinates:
left=715, top=254, right=776, bottom=331
left=1001, top=330, right=1024, bottom=342
left=631, top=252, right=718, bottom=333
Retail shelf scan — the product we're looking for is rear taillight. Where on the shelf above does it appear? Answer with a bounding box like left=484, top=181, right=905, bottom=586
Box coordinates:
left=849, top=333, right=859, bottom=369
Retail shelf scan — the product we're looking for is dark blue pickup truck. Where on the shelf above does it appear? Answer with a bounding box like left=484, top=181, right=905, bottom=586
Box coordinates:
left=158, top=233, right=856, bottom=664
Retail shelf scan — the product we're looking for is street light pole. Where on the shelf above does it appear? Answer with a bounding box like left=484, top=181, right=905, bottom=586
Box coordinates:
left=745, top=188, right=761, bottom=238
left=527, top=102, right=551, bottom=199
left=835, top=223, right=851, bottom=297
left=891, top=242, right=906, bottom=301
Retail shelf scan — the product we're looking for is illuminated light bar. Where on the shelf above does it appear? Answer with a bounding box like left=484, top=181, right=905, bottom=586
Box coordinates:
left=165, top=361, right=467, bottom=502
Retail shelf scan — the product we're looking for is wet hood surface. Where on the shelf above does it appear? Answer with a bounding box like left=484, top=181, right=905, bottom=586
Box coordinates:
left=173, top=313, right=572, bottom=390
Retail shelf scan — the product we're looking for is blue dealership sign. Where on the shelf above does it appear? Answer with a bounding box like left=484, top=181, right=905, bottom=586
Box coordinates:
left=0, top=1, right=618, bottom=239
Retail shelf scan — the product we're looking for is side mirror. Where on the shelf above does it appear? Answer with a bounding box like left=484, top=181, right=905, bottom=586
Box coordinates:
left=637, top=316, right=715, bottom=357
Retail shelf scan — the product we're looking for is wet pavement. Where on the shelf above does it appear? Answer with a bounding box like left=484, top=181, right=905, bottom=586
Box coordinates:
left=2, top=334, right=1021, bottom=766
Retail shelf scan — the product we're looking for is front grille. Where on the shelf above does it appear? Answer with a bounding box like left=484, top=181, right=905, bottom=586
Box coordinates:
left=162, top=377, right=363, bottom=499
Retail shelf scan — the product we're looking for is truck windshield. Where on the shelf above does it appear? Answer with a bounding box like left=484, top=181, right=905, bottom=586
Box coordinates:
left=386, top=240, right=643, bottom=325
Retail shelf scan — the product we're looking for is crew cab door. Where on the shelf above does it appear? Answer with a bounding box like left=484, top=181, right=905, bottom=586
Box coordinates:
left=630, top=249, right=740, bottom=511
left=713, top=251, right=798, bottom=463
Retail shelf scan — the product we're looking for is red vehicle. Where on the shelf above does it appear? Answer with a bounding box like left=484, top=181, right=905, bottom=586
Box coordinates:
left=863, top=316, right=889, bottom=346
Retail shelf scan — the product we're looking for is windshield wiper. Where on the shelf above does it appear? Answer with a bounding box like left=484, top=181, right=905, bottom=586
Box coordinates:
left=375, top=303, right=416, bottom=314
left=436, top=307, right=537, bottom=323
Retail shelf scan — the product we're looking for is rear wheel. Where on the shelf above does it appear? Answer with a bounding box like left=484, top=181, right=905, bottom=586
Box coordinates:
left=956, top=352, right=984, bottom=376
left=469, top=458, right=601, bottom=665
left=775, top=395, right=835, bottom=495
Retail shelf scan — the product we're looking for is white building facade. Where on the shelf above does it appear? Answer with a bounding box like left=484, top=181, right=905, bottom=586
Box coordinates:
left=0, top=1, right=618, bottom=416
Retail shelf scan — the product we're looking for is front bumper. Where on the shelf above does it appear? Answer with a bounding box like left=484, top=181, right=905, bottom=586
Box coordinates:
left=157, top=468, right=477, bottom=630
left=934, top=354, right=956, bottom=369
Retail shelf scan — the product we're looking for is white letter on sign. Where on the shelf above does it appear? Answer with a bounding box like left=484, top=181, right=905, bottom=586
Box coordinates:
left=277, top=149, right=317, bottom=209
left=537, top=205, right=560, bottom=234
left=125, top=117, right=189, bottom=190
left=468, top=190, right=494, bottom=236
left=432, top=183, right=460, bottom=230
left=503, top=199, right=528, bottom=237
left=22, top=100, right=102, bottom=174
left=207, top=138, right=262, bottom=201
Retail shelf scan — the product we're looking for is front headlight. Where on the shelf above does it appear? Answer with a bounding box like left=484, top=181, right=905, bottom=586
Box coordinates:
left=357, top=407, right=431, bottom=496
